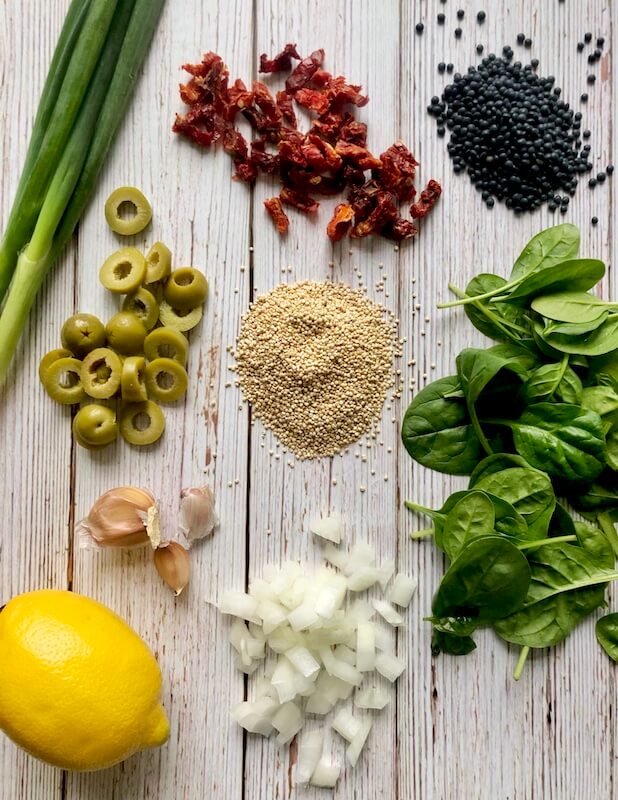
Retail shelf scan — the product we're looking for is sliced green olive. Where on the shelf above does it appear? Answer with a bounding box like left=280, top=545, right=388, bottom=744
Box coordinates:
left=159, top=300, right=203, bottom=332
left=119, top=400, right=165, bottom=446
left=99, top=247, right=147, bottom=294
left=60, top=313, right=106, bottom=358
left=104, top=186, right=152, bottom=236
left=145, top=358, right=189, bottom=403
left=143, top=328, right=188, bottom=366
left=72, top=404, right=118, bottom=449
left=122, top=287, right=159, bottom=331
left=81, top=348, right=122, bottom=399
left=38, top=347, right=73, bottom=383
left=121, top=356, right=148, bottom=402
left=163, top=268, right=208, bottom=310
left=145, top=241, right=172, bottom=283
left=42, top=357, right=86, bottom=405
left=105, top=312, right=147, bottom=355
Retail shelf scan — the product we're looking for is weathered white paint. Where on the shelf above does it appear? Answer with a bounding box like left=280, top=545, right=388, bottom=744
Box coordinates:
left=0, top=1, right=615, bottom=798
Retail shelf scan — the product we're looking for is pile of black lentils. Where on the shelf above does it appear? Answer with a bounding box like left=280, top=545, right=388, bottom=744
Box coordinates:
left=418, top=4, right=612, bottom=216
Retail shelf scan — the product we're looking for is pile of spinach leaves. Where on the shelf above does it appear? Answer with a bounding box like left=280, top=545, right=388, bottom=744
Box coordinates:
left=402, top=224, right=618, bottom=675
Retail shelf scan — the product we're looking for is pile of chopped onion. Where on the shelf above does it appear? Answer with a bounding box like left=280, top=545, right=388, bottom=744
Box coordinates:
left=219, top=519, right=416, bottom=788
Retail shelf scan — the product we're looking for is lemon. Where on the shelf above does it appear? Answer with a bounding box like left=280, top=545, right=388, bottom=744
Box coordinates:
left=0, top=589, right=169, bottom=771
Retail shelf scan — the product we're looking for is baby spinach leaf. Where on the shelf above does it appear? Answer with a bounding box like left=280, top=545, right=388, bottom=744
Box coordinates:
left=575, top=521, right=615, bottom=569
left=469, top=453, right=531, bottom=486
left=544, top=313, right=610, bottom=338
left=574, top=470, right=618, bottom=513
left=497, top=403, right=606, bottom=483
left=472, top=466, right=556, bottom=538
left=520, top=359, right=568, bottom=403
left=542, top=316, right=618, bottom=357
left=431, top=629, right=477, bottom=656
left=509, top=223, right=580, bottom=281
left=441, top=491, right=496, bottom=560
left=427, top=616, right=480, bottom=636
left=401, top=375, right=483, bottom=475
left=555, top=367, right=583, bottom=404
left=499, top=259, right=606, bottom=305
left=581, top=386, right=618, bottom=417
left=432, top=536, right=531, bottom=621
left=531, top=291, right=609, bottom=324
left=589, top=351, right=618, bottom=386
left=464, top=274, right=530, bottom=343
left=548, top=503, right=577, bottom=538
left=493, top=541, right=614, bottom=647
left=596, top=613, right=618, bottom=661
left=456, top=345, right=536, bottom=454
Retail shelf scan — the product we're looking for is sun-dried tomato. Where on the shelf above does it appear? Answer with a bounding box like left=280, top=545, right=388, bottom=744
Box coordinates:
left=276, top=90, right=297, bottom=127
left=382, top=217, right=418, bottom=240
left=377, top=142, right=419, bottom=202
left=335, top=142, right=382, bottom=171
left=259, top=43, right=301, bottom=74
left=326, top=204, right=354, bottom=241
left=285, top=49, right=325, bottom=93
left=174, top=45, right=440, bottom=243
left=264, top=197, right=290, bottom=234
left=411, top=179, right=442, bottom=219
left=280, top=187, right=319, bottom=214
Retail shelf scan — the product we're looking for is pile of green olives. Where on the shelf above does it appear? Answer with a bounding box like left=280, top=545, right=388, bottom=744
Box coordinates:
left=38, top=212, right=208, bottom=450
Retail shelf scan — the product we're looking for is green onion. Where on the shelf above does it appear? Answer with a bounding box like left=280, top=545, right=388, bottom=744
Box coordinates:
left=0, top=0, right=165, bottom=386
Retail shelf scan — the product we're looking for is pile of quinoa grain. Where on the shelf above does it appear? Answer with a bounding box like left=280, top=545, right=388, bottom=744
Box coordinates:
left=234, top=281, right=397, bottom=459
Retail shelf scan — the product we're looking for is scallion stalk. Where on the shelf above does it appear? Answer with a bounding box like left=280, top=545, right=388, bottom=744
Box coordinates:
left=0, top=0, right=165, bottom=387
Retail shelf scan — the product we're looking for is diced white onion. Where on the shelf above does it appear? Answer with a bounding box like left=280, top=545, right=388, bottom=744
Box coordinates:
left=285, top=645, right=321, bottom=680
left=310, top=515, right=343, bottom=544
left=288, top=603, right=319, bottom=631
left=346, top=718, right=372, bottom=767
left=256, top=599, right=287, bottom=634
left=219, top=591, right=260, bottom=623
left=323, top=543, right=347, bottom=570
left=375, top=651, right=406, bottom=682
left=310, top=757, right=340, bottom=788
left=332, top=708, right=361, bottom=742
left=232, top=696, right=279, bottom=735
left=296, top=729, right=325, bottom=784
left=333, top=644, right=356, bottom=665
left=372, top=599, right=405, bottom=627
left=271, top=658, right=300, bottom=704
left=356, top=623, right=376, bottom=671
left=388, top=573, right=418, bottom=608
left=272, top=701, right=304, bottom=744
left=377, top=558, right=396, bottom=591
left=347, top=565, right=382, bottom=592
left=340, top=542, right=376, bottom=576
left=355, top=686, right=390, bottom=710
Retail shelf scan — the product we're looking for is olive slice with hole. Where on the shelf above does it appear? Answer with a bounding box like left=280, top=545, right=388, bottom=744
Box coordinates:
left=163, top=267, right=208, bottom=310
left=104, top=186, right=152, bottom=236
left=159, top=301, right=203, bottom=332
left=122, top=287, right=159, bottom=331
left=145, top=241, right=172, bottom=283
left=121, top=356, right=148, bottom=402
left=38, top=348, right=73, bottom=383
left=81, top=348, right=122, bottom=399
left=99, top=247, right=147, bottom=294
left=72, top=404, right=119, bottom=449
left=145, top=358, right=189, bottom=403
left=119, top=400, right=165, bottom=446
left=60, top=313, right=106, bottom=358
left=105, top=312, right=147, bottom=355
left=42, top=358, right=86, bottom=405
left=143, top=328, right=188, bottom=366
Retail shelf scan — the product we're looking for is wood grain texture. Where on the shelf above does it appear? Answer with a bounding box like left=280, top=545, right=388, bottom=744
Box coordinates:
left=0, top=1, right=615, bottom=799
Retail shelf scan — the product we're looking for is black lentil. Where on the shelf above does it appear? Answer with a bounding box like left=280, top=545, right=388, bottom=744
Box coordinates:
left=454, top=27, right=462, bottom=38
left=587, top=74, right=596, bottom=84
left=438, top=62, right=446, bottom=73
left=524, top=38, right=532, bottom=48
left=577, top=42, right=585, bottom=52
left=477, top=11, right=486, bottom=23
left=457, top=9, right=465, bottom=19
left=593, top=48, right=602, bottom=60
left=581, top=93, right=589, bottom=102
left=592, top=216, right=599, bottom=225
left=607, top=165, right=614, bottom=175
left=597, top=37, right=605, bottom=48
left=588, top=53, right=596, bottom=64
left=431, top=53, right=595, bottom=213
left=589, top=178, right=597, bottom=188
left=476, top=44, right=484, bottom=54
left=583, top=129, right=591, bottom=139
left=531, top=58, right=539, bottom=69
left=415, top=22, right=424, bottom=34
left=517, top=33, right=525, bottom=45
left=584, top=32, right=592, bottom=43
left=597, top=172, right=606, bottom=183
left=446, top=63, right=454, bottom=73
left=437, top=13, right=445, bottom=24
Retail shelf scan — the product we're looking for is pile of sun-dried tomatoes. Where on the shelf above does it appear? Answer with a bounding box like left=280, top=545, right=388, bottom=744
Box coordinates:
left=173, top=44, right=441, bottom=242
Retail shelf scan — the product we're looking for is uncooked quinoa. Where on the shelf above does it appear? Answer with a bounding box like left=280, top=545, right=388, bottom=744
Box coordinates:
left=235, top=281, right=396, bottom=459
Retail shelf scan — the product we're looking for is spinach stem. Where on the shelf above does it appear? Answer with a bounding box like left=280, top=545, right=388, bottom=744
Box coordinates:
left=404, top=501, right=434, bottom=516
left=597, top=513, right=618, bottom=560
left=513, top=646, right=530, bottom=681
left=410, top=528, right=435, bottom=540
left=446, top=283, right=529, bottom=337
left=438, top=277, right=521, bottom=308
left=517, top=535, right=577, bottom=551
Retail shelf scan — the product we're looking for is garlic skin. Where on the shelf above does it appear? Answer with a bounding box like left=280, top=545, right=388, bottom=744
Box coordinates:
left=77, top=487, right=158, bottom=549
left=179, top=486, right=218, bottom=546
left=154, top=541, right=190, bottom=596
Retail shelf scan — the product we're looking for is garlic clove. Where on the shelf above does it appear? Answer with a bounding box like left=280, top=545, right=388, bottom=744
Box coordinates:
left=154, top=541, right=190, bottom=596
left=179, top=486, right=218, bottom=546
left=77, top=487, right=157, bottom=549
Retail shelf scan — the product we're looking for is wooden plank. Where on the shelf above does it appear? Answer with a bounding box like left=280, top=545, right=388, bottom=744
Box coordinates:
left=0, top=1, right=73, bottom=797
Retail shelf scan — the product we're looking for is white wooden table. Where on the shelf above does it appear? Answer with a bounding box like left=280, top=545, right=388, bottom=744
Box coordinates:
left=0, top=1, right=616, bottom=798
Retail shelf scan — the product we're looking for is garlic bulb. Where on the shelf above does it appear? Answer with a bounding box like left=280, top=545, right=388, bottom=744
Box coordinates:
left=77, top=487, right=159, bottom=549
left=179, top=486, right=218, bottom=545
left=154, top=541, right=190, bottom=596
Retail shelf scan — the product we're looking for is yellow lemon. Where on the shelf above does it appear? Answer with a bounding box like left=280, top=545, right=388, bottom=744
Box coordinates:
left=0, top=589, right=169, bottom=771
